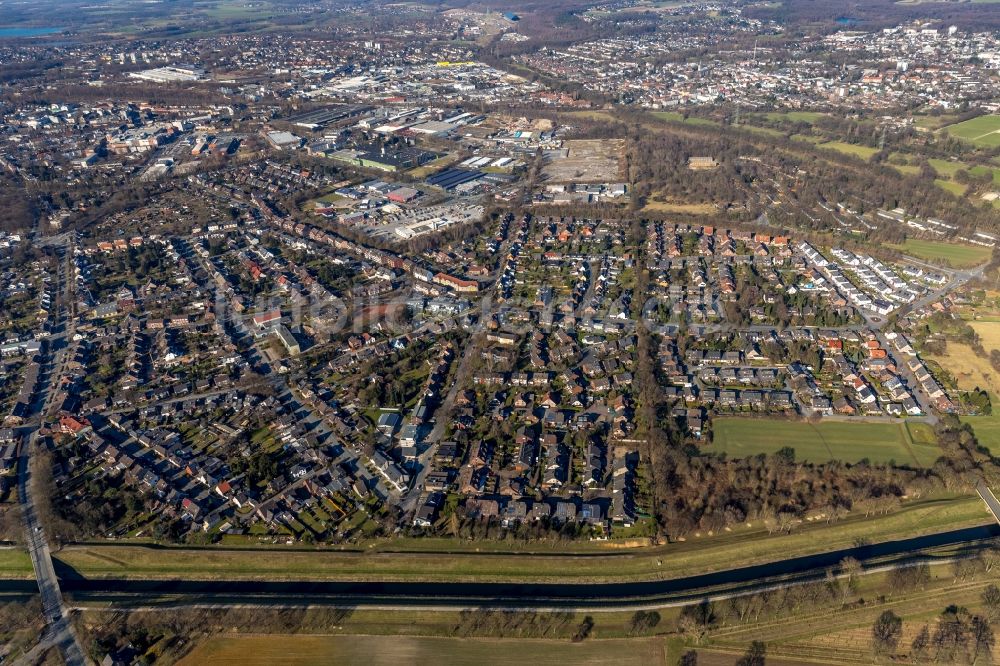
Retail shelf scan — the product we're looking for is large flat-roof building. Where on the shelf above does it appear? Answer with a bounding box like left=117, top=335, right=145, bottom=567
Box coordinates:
left=276, top=325, right=301, bottom=356
left=130, top=64, right=206, bottom=83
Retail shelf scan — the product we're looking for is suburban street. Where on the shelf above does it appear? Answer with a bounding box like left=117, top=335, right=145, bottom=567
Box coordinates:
left=17, top=431, right=88, bottom=666
left=14, top=240, right=89, bottom=665
left=401, top=325, right=485, bottom=514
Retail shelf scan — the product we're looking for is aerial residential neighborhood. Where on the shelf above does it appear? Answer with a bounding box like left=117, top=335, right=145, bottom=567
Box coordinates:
left=2, top=0, right=1000, bottom=664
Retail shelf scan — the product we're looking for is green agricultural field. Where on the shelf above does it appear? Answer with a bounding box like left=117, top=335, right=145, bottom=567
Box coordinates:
left=170, top=556, right=1000, bottom=666
left=943, top=115, right=1000, bottom=148
left=709, top=418, right=940, bottom=466
left=817, top=141, right=878, bottom=159
left=179, top=635, right=668, bottom=666
left=888, top=239, right=993, bottom=268
left=205, top=1, right=271, bottom=20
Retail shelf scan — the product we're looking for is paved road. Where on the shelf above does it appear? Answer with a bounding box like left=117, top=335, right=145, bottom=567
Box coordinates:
left=100, top=385, right=253, bottom=416
left=977, top=480, right=1000, bottom=525
left=870, top=326, right=937, bottom=423
left=896, top=259, right=988, bottom=321
left=401, top=328, right=484, bottom=515
left=17, top=433, right=89, bottom=666
left=13, top=240, right=90, bottom=665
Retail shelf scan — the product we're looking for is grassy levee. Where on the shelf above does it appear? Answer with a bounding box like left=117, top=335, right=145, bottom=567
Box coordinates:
left=54, top=494, right=990, bottom=584
left=0, top=548, right=41, bottom=579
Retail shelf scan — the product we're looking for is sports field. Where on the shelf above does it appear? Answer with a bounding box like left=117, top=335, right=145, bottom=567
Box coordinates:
left=709, top=418, right=940, bottom=466
left=889, top=238, right=992, bottom=268
left=943, top=115, right=1000, bottom=148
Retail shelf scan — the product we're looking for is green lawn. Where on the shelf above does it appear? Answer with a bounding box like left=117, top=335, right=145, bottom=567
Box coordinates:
left=650, top=111, right=719, bottom=127
left=914, top=114, right=962, bottom=130
left=0, top=548, right=37, bottom=578
left=969, top=165, right=1000, bottom=185
left=762, top=111, right=825, bottom=124
left=943, top=115, right=1000, bottom=148
left=888, top=239, right=993, bottom=268
left=740, top=125, right=786, bottom=138
left=935, top=178, right=968, bottom=196
left=928, top=158, right=968, bottom=178
left=817, top=141, right=879, bottom=160
left=791, top=134, right=825, bottom=144
left=709, top=418, right=940, bottom=466
left=892, top=164, right=920, bottom=176
left=963, top=411, right=1000, bottom=456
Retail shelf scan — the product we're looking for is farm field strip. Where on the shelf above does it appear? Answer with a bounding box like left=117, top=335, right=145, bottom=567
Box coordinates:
left=709, top=418, right=939, bottom=466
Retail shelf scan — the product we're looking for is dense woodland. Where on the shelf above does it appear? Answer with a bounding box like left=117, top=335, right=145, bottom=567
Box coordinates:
left=626, top=112, right=1000, bottom=234
left=0, top=177, right=36, bottom=233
